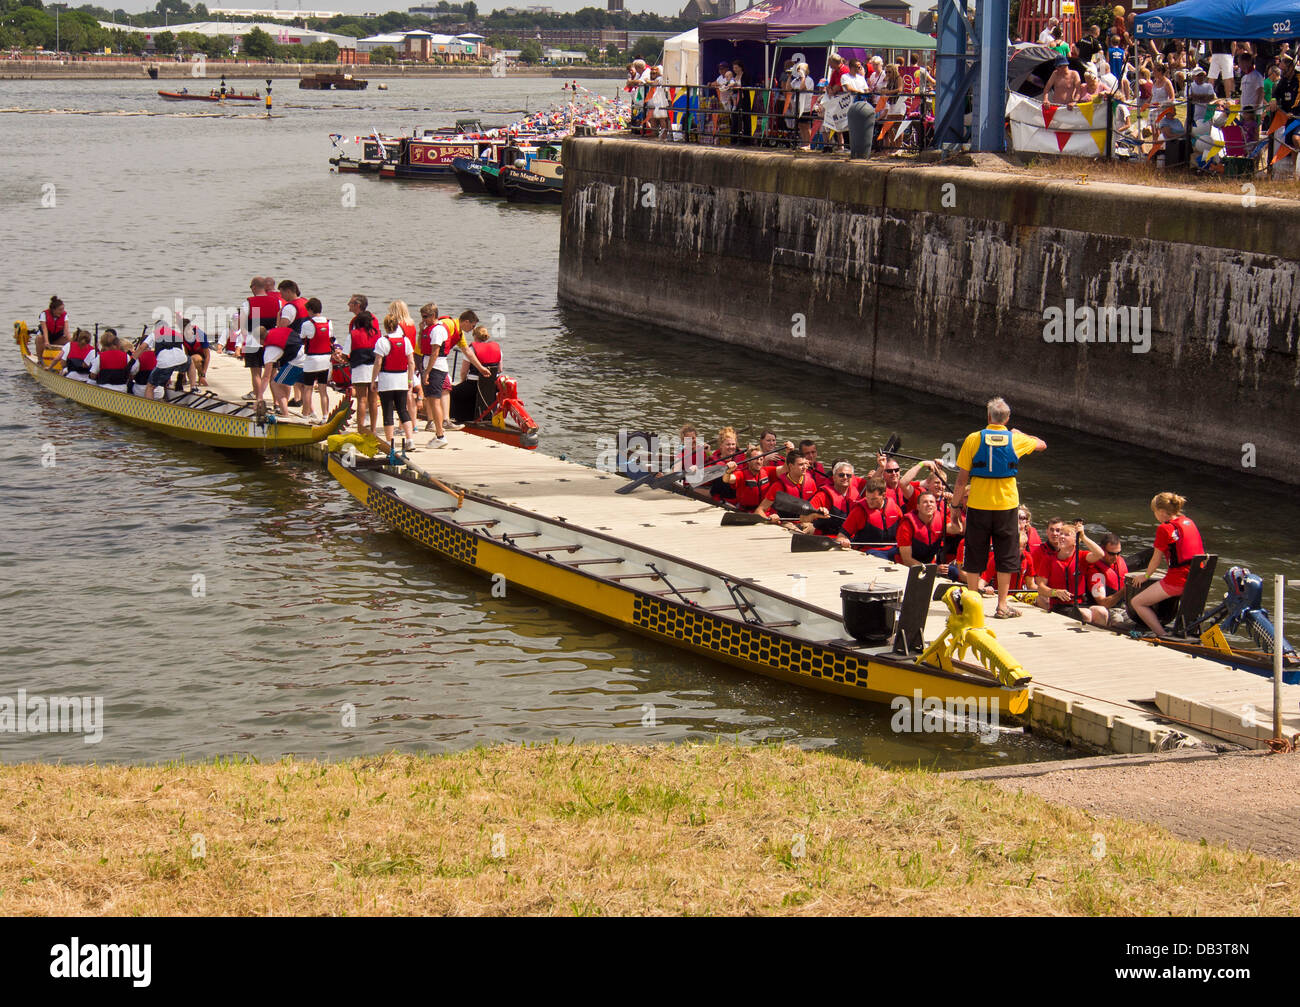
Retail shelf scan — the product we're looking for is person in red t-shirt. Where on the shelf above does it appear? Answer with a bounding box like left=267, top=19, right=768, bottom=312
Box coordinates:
left=1036, top=522, right=1108, bottom=624
left=802, top=461, right=860, bottom=537
left=722, top=446, right=772, bottom=511
left=1130, top=492, right=1206, bottom=637
left=897, top=458, right=948, bottom=512
left=1085, top=531, right=1130, bottom=622
left=837, top=475, right=902, bottom=558
left=896, top=492, right=946, bottom=567
left=1031, top=517, right=1066, bottom=589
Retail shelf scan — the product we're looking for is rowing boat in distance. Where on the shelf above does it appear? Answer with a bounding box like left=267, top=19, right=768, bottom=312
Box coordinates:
left=157, top=89, right=261, bottom=102
left=327, top=450, right=1031, bottom=716
left=14, top=321, right=349, bottom=451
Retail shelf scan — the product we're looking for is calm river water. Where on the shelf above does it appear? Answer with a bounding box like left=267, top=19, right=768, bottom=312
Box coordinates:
left=1, top=78, right=1295, bottom=768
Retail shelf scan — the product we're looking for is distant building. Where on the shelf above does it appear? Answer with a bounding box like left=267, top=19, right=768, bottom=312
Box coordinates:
left=680, top=0, right=734, bottom=20
left=608, top=0, right=624, bottom=11
left=208, top=8, right=350, bottom=19
left=356, top=30, right=482, bottom=59
left=860, top=0, right=911, bottom=27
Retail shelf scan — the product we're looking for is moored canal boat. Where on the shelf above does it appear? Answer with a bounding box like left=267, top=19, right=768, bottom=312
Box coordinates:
left=14, top=321, right=349, bottom=451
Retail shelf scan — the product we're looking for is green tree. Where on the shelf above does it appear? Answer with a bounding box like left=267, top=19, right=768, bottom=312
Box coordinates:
left=241, top=25, right=275, bottom=60
left=629, top=35, right=659, bottom=63
left=487, top=33, right=517, bottom=50
left=153, top=29, right=176, bottom=53
left=462, top=1, right=476, bottom=20
left=193, top=1, right=207, bottom=16
left=369, top=43, right=397, bottom=64
left=585, top=45, right=599, bottom=64
left=518, top=38, right=542, bottom=63
left=605, top=42, right=619, bottom=59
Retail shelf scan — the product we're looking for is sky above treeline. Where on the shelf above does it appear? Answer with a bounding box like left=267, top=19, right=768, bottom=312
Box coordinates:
left=106, top=1, right=934, bottom=24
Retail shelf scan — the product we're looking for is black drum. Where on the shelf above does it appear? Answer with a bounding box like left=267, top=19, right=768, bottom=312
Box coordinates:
left=841, top=583, right=903, bottom=644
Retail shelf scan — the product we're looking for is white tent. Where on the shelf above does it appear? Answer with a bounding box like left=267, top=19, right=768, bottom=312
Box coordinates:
left=662, top=28, right=698, bottom=88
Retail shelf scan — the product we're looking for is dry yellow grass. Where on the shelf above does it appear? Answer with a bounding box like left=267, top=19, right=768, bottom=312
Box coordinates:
left=1009, top=154, right=1298, bottom=199
left=0, top=744, right=1292, bottom=916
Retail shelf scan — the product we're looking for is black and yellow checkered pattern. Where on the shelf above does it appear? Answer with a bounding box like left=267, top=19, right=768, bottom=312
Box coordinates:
left=631, top=594, right=866, bottom=688
left=368, top=486, right=478, bottom=565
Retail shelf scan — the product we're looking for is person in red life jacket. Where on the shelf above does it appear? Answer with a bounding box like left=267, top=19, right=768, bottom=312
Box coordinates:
left=866, top=453, right=908, bottom=510
left=671, top=423, right=711, bottom=489
left=415, top=302, right=443, bottom=431
left=1036, top=521, right=1107, bottom=623
left=385, top=300, right=422, bottom=423
left=978, top=529, right=1036, bottom=595
left=896, top=491, right=946, bottom=567
left=799, top=440, right=832, bottom=490
left=267, top=280, right=310, bottom=413
left=1018, top=505, right=1042, bottom=551
left=89, top=330, right=134, bottom=393
left=1085, top=531, right=1130, bottom=623
left=895, top=458, right=948, bottom=512
left=181, top=315, right=211, bottom=390
left=343, top=309, right=382, bottom=436
left=238, top=276, right=282, bottom=403
left=758, top=430, right=797, bottom=462
left=131, top=332, right=157, bottom=396
left=802, top=461, right=860, bottom=537
left=707, top=426, right=740, bottom=504
left=50, top=328, right=96, bottom=382
left=1129, top=492, right=1206, bottom=637
left=296, top=298, right=333, bottom=423
left=36, top=295, right=68, bottom=364
left=755, top=450, right=817, bottom=522
left=375, top=315, right=417, bottom=446
left=431, top=310, right=489, bottom=444
left=1031, top=517, right=1065, bottom=584
left=722, top=446, right=772, bottom=511
left=453, top=322, right=503, bottom=425
left=837, top=475, right=903, bottom=558
left=134, top=320, right=190, bottom=399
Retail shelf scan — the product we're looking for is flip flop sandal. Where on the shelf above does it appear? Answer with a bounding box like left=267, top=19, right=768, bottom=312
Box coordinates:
left=994, top=608, right=1022, bottom=619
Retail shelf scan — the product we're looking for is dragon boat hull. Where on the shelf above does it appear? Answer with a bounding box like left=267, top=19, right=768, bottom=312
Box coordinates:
left=327, top=455, right=1029, bottom=715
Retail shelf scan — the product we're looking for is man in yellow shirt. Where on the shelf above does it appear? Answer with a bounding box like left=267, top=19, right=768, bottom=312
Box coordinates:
left=951, top=397, right=1047, bottom=618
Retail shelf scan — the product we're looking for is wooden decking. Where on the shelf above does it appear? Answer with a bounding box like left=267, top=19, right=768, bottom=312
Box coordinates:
left=203, top=353, right=1300, bottom=755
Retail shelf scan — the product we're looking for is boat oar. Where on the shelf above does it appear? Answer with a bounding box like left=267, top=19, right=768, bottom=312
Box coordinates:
left=720, top=511, right=804, bottom=527
left=373, top=434, right=464, bottom=508
left=791, top=533, right=843, bottom=552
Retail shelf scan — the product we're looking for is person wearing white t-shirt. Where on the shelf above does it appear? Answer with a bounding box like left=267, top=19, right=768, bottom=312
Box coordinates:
left=133, top=321, right=188, bottom=399
left=88, top=330, right=135, bottom=393
left=424, top=309, right=489, bottom=445
left=374, top=319, right=416, bottom=446
left=52, top=329, right=96, bottom=383
left=1038, top=18, right=1059, bottom=45
left=296, top=298, right=333, bottom=423
left=1240, top=54, right=1265, bottom=110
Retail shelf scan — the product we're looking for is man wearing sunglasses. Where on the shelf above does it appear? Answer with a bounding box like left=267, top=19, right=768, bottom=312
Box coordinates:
left=1086, top=532, right=1130, bottom=618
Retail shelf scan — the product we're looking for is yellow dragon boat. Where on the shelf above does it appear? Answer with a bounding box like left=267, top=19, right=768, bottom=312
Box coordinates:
left=15, top=321, right=348, bottom=450
left=327, top=447, right=1032, bottom=718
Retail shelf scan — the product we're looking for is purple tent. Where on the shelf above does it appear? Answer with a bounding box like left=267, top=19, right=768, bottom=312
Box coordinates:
left=699, top=0, right=865, bottom=85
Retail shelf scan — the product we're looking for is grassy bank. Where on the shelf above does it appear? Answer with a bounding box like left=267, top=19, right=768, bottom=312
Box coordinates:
left=0, top=744, right=1292, bottom=916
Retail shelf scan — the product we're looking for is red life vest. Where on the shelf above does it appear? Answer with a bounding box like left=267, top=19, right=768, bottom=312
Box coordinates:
left=305, top=317, right=332, bottom=356
left=982, top=549, right=1036, bottom=591
left=732, top=467, right=770, bottom=510
left=95, top=348, right=132, bottom=385
left=809, top=483, right=860, bottom=536
left=283, top=296, right=310, bottom=333
left=806, top=461, right=832, bottom=491
left=135, top=346, right=157, bottom=374
left=900, top=511, right=944, bottom=563
left=473, top=340, right=502, bottom=368
left=845, top=500, right=903, bottom=545
left=772, top=470, right=817, bottom=502
left=381, top=333, right=411, bottom=373
left=44, top=310, right=66, bottom=340
left=1088, top=555, right=1129, bottom=600
left=348, top=320, right=380, bottom=367
left=435, top=317, right=461, bottom=356
left=1162, top=515, right=1205, bottom=568
left=247, top=292, right=283, bottom=331
left=65, top=342, right=94, bottom=375
left=264, top=326, right=292, bottom=350
left=153, top=326, right=183, bottom=353
left=418, top=323, right=436, bottom=357
left=399, top=321, right=416, bottom=344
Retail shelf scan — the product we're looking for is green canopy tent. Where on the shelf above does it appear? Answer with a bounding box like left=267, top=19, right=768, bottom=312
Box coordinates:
left=775, top=11, right=935, bottom=81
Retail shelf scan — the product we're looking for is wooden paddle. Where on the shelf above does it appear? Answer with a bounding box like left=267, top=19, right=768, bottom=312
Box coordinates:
left=373, top=434, right=464, bottom=508
left=720, top=511, right=804, bottom=527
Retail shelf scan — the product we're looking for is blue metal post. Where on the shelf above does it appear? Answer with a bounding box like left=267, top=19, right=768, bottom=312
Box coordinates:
left=971, top=0, right=1009, bottom=152
left=934, top=0, right=970, bottom=146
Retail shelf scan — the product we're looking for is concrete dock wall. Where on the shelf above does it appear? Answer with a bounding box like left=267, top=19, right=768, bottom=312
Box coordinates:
left=558, top=137, right=1300, bottom=484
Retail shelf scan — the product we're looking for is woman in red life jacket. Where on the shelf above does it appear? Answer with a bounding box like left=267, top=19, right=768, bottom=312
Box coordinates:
left=89, top=330, right=134, bottom=393
left=1085, top=531, right=1130, bottom=624
left=386, top=300, right=421, bottom=423
left=837, top=474, right=903, bottom=558
left=803, top=461, right=861, bottom=537
left=755, top=450, right=817, bottom=522
left=721, top=446, right=771, bottom=511
left=979, top=530, right=1035, bottom=594
left=456, top=323, right=502, bottom=422
left=672, top=422, right=710, bottom=489
left=296, top=298, right=333, bottom=423
left=36, top=295, right=68, bottom=364
left=1036, top=521, right=1108, bottom=624
left=707, top=426, right=739, bottom=503
left=344, top=309, right=382, bottom=436
left=50, top=328, right=96, bottom=382
left=1130, top=492, right=1206, bottom=637
left=896, top=491, right=946, bottom=567
left=181, top=315, right=210, bottom=390
left=375, top=315, right=417, bottom=446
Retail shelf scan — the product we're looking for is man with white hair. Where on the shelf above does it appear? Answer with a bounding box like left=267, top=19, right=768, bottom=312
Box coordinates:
left=1038, top=16, right=1059, bottom=45
left=952, top=398, right=1047, bottom=619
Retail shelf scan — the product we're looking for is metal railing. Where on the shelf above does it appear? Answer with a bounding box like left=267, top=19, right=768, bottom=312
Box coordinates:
left=625, top=83, right=935, bottom=152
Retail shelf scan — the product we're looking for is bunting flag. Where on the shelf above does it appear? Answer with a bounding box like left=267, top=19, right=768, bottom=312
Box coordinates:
left=1055, top=131, right=1071, bottom=151
left=1006, top=93, right=1110, bottom=157
left=1265, top=110, right=1287, bottom=136
left=1042, top=103, right=1058, bottom=128
left=1076, top=100, right=1096, bottom=127
left=1091, top=129, right=1108, bottom=151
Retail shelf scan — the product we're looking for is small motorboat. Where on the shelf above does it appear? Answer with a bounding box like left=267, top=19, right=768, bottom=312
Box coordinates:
left=157, top=89, right=261, bottom=102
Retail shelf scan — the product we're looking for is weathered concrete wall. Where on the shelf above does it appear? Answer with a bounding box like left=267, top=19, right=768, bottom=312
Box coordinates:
left=558, top=136, right=1300, bottom=484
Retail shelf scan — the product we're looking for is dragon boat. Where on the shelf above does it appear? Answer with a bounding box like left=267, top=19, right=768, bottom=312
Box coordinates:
left=15, top=321, right=348, bottom=451
left=326, top=447, right=1031, bottom=717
